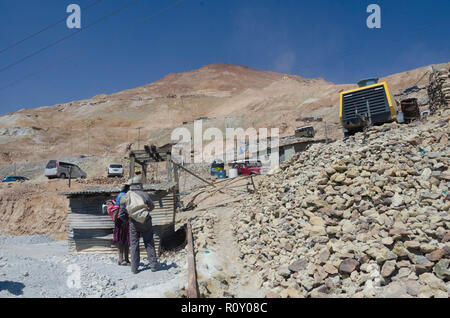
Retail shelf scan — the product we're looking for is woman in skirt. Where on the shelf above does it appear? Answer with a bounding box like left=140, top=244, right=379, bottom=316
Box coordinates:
left=113, top=185, right=130, bottom=265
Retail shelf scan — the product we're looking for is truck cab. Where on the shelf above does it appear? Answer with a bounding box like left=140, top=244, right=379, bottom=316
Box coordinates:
left=231, top=160, right=262, bottom=176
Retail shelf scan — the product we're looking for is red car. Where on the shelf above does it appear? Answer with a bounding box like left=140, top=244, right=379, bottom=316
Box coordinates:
left=231, top=160, right=262, bottom=175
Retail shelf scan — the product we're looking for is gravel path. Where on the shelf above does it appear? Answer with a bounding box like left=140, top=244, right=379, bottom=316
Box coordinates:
left=0, top=235, right=187, bottom=298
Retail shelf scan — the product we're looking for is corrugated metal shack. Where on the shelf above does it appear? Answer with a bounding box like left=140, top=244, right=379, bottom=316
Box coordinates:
left=63, top=182, right=177, bottom=255
left=63, top=143, right=180, bottom=255
left=279, top=137, right=327, bottom=163
left=250, top=136, right=328, bottom=164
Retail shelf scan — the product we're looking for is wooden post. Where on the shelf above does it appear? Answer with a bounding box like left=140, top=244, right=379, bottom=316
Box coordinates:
left=173, top=161, right=179, bottom=190
left=186, top=220, right=199, bottom=298
left=68, top=166, right=72, bottom=188
left=173, top=161, right=180, bottom=208
left=250, top=175, right=256, bottom=191
left=142, top=163, right=147, bottom=183
left=166, top=153, right=172, bottom=182
left=129, top=156, right=135, bottom=179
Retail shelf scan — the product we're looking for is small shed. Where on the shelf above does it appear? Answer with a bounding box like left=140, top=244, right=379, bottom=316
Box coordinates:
left=250, top=136, right=327, bottom=164
left=63, top=143, right=180, bottom=255
left=279, top=137, right=326, bottom=163
left=63, top=182, right=177, bottom=255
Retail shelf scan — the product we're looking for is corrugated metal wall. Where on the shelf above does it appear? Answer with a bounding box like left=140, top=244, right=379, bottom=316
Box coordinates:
left=67, top=190, right=176, bottom=255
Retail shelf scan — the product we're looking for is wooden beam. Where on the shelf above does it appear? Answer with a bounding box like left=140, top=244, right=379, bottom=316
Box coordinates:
left=142, top=163, right=147, bottom=183
left=129, top=156, right=135, bottom=178
left=250, top=175, right=257, bottom=191
left=171, top=160, right=216, bottom=188
left=166, top=153, right=172, bottom=182
left=173, top=162, right=180, bottom=211
left=186, top=219, right=199, bottom=298
left=173, top=161, right=179, bottom=192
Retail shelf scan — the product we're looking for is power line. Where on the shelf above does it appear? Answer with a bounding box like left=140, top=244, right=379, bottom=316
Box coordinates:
left=0, top=0, right=102, bottom=55
left=0, top=0, right=142, bottom=74
left=0, top=0, right=186, bottom=92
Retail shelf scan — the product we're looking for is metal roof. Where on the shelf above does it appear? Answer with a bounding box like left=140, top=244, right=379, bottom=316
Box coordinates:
left=61, top=181, right=177, bottom=197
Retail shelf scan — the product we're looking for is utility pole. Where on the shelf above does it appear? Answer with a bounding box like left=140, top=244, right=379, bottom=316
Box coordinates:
left=87, top=122, right=92, bottom=154
left=70, top=126, right=73, bottom=155
left=324, top=121, right=328, bottom=144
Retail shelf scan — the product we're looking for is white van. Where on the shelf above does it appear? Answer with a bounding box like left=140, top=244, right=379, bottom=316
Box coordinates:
left=45, top=160, right=87, bottom=179
left=107, top=164, right=124, bottom=178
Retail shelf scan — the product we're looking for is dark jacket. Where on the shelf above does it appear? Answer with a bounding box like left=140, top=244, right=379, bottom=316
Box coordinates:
left=119, top=189, right=155, bottom=229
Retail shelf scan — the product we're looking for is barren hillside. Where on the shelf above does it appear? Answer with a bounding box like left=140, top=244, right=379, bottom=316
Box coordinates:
left=0, top=62, right=446, bottom=166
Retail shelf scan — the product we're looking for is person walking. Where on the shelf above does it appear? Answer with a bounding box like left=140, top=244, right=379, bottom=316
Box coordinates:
left=114, top=184, right=130, bottom=266
left=103, top=197, right=130, bottom=266
left=119, top=176, right=159, bottom=274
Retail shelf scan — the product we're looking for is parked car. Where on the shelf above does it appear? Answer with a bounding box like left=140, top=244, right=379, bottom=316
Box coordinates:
left=45, top=160, right=87, bottom=179
left=295, top=125, right=315, bottom=138
left=2, top=176, right=29, bottom=183
left=231, top=160, right=262, bottom=176
left=107, top=164, right=124, bottom=178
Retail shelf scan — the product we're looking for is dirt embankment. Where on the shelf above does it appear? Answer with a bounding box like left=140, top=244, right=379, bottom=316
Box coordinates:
left=0, top=178, right=122, bottom=240
left=0, top=182, right=68, bottom=239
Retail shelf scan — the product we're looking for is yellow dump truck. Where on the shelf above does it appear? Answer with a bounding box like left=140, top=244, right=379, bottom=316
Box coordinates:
left=339, top=78, right=399, bottom=136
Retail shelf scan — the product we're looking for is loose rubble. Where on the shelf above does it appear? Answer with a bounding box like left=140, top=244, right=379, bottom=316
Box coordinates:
left=189, top=211, right=222, bottom=297
left=428, top=64, right=450, bottom=114
left=191, top=211, right=218, bottom=252
left=235, top=107, right=450, bottom=298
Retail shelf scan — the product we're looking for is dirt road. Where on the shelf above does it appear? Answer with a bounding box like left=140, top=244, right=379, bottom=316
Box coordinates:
left=0, top=235, right=186, bottom=298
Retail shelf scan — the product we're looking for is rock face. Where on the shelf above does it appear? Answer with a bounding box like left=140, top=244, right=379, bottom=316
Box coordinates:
left=234, top=106, right=450, bottom=298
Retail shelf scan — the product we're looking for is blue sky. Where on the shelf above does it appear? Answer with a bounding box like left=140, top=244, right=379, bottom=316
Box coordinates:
left=0, top=0, right=449, bottom=114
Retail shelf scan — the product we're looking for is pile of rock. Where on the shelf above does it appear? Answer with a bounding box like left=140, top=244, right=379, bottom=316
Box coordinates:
left=190, top=211, right=218, bottom=252
left=428, top=64, right=450, bottom=114
left=234, top=108, right=450, bottom=298
left=189, top=211, right=228, bottom=298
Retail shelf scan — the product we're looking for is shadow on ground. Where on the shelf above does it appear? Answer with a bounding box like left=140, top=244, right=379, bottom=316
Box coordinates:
left=0, top=281, right=25, bottom=296
left=138, top=262, right=178, bottom=273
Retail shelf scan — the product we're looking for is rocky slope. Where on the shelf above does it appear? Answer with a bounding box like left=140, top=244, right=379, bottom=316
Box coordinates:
left=1, top=62, right=444, bottom=166
left=234, top=107, right=450, bottom=298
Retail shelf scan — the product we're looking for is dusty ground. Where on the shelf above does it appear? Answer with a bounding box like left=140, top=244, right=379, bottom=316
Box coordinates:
left=175, top=175, right=267, bottom=297
left=0, top=235, right=185, bottom=298
left=0, top=174, right=266, bottom=298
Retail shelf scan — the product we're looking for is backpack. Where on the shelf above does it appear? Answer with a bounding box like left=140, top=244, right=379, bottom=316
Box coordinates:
left=123, top=191, right=151, bottom=223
